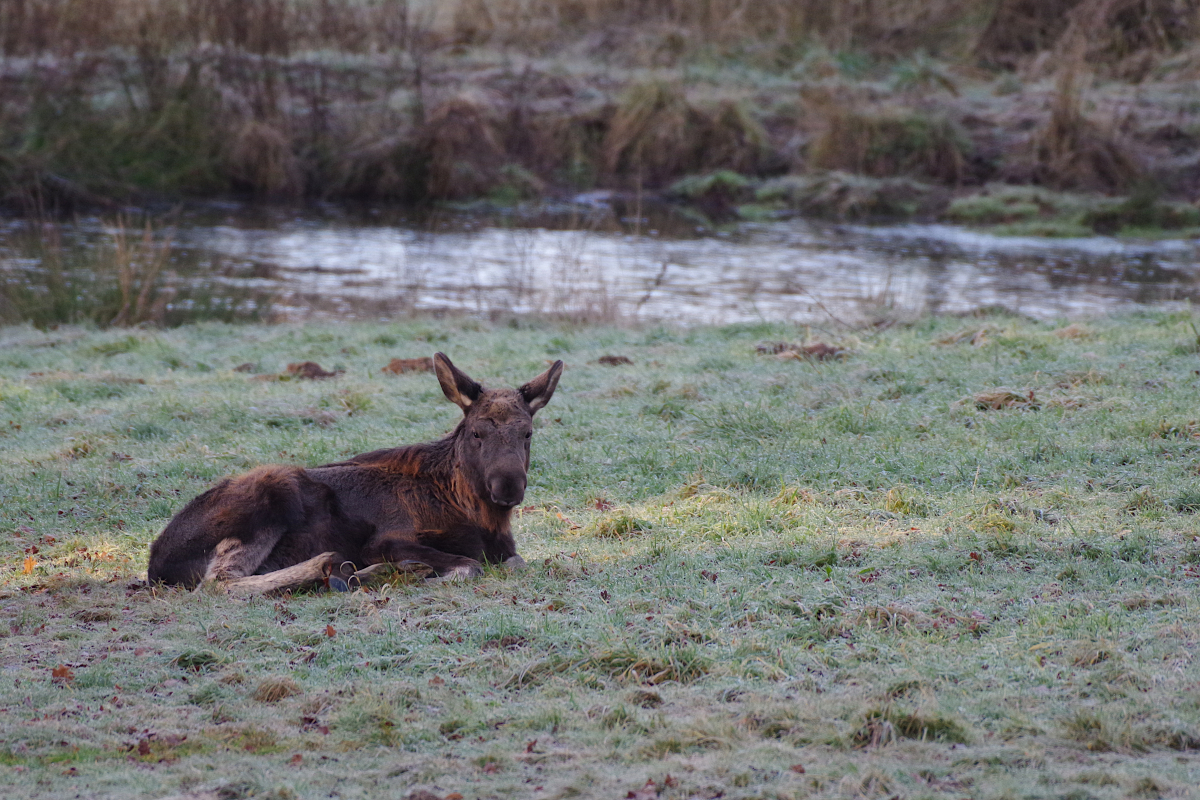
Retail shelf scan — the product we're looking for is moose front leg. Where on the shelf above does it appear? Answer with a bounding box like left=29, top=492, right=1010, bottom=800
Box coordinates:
left=480, top=529, right=524, bottom=570
left=363, top=530, right=485, bottom=579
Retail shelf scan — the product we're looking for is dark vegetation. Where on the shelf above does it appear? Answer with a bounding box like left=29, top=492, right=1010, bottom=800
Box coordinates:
left=3, top=0, right=1200, bottom=222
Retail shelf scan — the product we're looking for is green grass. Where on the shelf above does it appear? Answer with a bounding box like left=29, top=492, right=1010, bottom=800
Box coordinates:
left=2, top=312, right=1200, bottom=799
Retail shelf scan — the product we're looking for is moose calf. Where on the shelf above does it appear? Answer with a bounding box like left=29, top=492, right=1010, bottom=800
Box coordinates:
left=147, top=353, right=562, bottom=594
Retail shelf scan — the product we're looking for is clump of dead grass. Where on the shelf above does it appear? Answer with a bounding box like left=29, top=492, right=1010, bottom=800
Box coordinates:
left=964, top=388, right=1040, bottom=411
left=1027, top=60, right=1141, bottom=193
left=422, top=95, right=506, bottom=201
left=603, top=83, right=769, bottom=185
left=806, top=100, right=968, bottom=184
left=224, top=120, right=303, bottom=198
left=252, top=676, right=302, bottom=703
left=854, top=704, right=970, bottom=747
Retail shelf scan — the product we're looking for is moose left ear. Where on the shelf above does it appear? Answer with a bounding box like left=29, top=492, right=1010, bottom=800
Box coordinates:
left=519, top=360, right=563, bottom=414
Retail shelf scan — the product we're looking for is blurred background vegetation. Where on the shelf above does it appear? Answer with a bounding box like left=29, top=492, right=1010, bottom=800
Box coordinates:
left=2, top=0, right=1200, bottom=220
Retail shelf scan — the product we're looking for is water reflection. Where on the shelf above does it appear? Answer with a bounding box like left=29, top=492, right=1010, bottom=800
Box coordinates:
left=4, top=207, right=1200, bottom=327
left=187, top=214, right=1200, bottom=325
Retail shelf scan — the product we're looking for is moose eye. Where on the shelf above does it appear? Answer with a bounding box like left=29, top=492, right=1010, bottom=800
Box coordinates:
left=525, top=431, right=531, bottom=439
left=472, top=431, right=481, bottom=439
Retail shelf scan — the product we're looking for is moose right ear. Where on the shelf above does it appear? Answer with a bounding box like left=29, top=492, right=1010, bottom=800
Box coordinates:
left=434, top=353, right=483, bottom=412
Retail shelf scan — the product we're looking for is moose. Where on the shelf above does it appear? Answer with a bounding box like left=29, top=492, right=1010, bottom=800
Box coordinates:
left=147, top=353, right=563, bottom=594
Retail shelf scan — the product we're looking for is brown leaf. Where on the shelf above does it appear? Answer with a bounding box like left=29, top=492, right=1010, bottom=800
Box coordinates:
left=789, top=764, right=806, bottom=774
left=598, top=355, right=633, bottom=366
left=445, top=794, right=465, bottom=800
left=428, top=676, right=445, bottom=686
left=289, top=754, right=303, bottom=766
left=555, top=512, right=581, bottom=530
left=626, top=779, right=658, bottom=800
left=593, top=497, right=614, bottom=511
left=382, top=357, right=434, bottom=375
left=51, top=664, right=74, bottom=683
left=525, top=739, right=538, bottom=753
left=22, top=555, right=35, bottom=575
left=137, top=739, right=151, bottom=756
left=286, top=361, right=340, bottom=380
left=324, top=624, right=336, bottom=638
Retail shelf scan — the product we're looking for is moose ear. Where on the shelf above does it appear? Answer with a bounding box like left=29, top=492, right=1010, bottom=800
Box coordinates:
left=520, top=360, right=563, bottom=414
left=434, top=353, right=483, bottom=412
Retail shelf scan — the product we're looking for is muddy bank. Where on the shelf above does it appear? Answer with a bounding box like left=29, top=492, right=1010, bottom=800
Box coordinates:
left=3, top=0, right=1200, bottom=228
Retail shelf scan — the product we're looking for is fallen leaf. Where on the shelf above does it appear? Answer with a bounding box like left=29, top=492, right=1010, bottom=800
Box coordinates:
left=325, top=624, right=336, bottom=638
left=525, top=739, right=538, bottom=753
left=445, top=794, right=464, bottom=800
left=51, top=664, right=73, bottom=683
left=598, top=355, right=633, bottom=366
left=593, top=497, right=614, bottom=511
left=482, top=762, right=500, bottom=774
left=428, top=676, right=445, bottom=686
left=22, top=555, right=35, bottom=575
left=789, top=764, right=806, bottom=774
left=137, top=739, right=151, bottom=756
left=286, top=361, right=340, bottom=380
left=381, top=357, right=433, bottom=375
left=555, top=512, right=581, bottom=530
left=700, top=570, right=718, bottom=583
left=289, top=754, right=303, bottom=766
left=626, top=779, right=658, bottom=800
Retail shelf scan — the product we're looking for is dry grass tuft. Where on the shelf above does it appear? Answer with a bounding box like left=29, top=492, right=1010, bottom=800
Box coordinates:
left=1028, top=61, right=1141, bottom=193
left=1052, top=323, right=1094, bottom=339
left=603, top=81, right=697, bottom=183
left=586, top=509, right=653, bottom=538
left=603, top=83, right=768, bottom=185
left=968, top=388, right=1040, bottom=411
left=422, top=95, right=506, bottom=201
left=224, top=120, right=303, bottom=198
left=807, top=101, right=968, bottom=183
left=252, top=676, right=301, bottom=703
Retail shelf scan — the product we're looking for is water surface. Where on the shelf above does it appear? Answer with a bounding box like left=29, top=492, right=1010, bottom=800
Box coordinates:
left=4, top=205, right=1199, bottom=326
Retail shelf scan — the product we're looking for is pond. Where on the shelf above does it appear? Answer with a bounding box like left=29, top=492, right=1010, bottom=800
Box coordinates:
left=3, top=202, right=1199, bottom=327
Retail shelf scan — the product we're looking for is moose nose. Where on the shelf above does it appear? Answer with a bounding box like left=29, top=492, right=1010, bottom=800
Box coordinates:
left=488, top=475, right=526, bottom=507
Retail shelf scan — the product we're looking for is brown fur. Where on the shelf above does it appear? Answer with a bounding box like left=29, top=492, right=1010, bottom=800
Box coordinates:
left=147, top=354, right=563, bottom=589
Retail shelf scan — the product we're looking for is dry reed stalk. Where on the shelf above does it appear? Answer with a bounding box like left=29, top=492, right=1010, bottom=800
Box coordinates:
left=109, top=219, right=174, bottom=327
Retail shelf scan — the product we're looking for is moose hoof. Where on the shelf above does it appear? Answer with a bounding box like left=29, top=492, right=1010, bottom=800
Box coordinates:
left=503, top=555, right=528, bottom=570
left=432, top=563, right=484, bottom=582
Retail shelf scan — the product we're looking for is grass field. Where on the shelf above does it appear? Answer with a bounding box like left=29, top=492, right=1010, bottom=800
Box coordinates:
left=1, top=312, right=1200, bottom=799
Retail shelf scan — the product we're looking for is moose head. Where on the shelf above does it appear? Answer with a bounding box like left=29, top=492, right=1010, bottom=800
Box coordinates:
left=434, top=352, right=563, bottom=508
